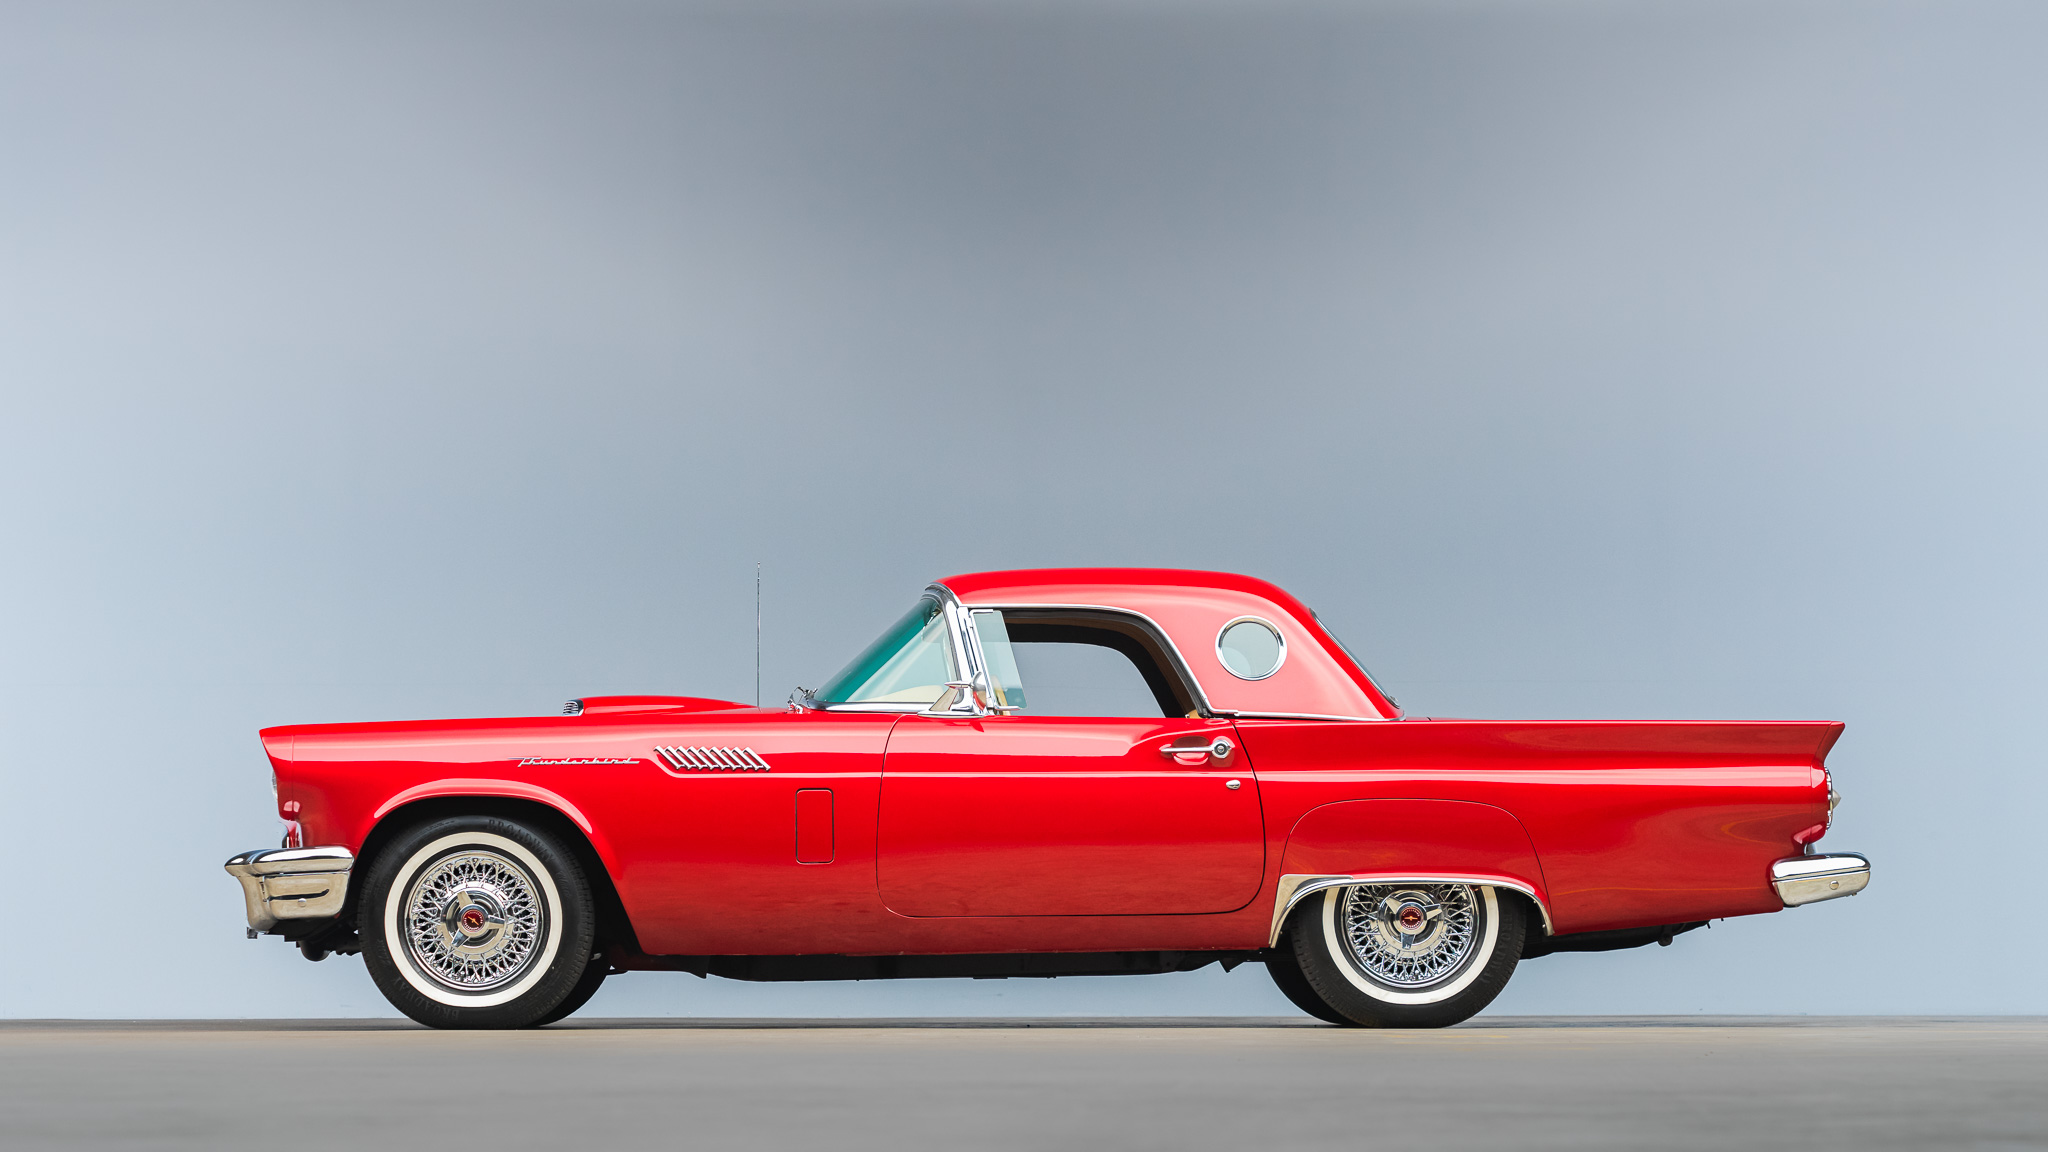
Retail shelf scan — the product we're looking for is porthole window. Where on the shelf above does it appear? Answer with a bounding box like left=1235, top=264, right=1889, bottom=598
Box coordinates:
left=1216, top=617, right=1286, bottom=681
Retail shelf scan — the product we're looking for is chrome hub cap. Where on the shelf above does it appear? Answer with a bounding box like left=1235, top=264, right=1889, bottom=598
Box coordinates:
left=402, top=850, right=547, bottom=993
left=1341, top=884, right=1480, bottom=988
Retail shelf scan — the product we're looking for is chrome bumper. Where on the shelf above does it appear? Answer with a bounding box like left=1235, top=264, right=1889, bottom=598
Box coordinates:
left=1771, top=852, right=1871, bottom=907
left=225, top=847, right=354, bottom=934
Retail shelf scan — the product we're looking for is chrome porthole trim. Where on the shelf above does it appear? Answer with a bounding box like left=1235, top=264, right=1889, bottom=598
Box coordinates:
left=1215, top=616, right=1287, bottom=681
left=1321, top=883, right=1500, bottom=1006
left=383, top=832, right=564, bottom=1009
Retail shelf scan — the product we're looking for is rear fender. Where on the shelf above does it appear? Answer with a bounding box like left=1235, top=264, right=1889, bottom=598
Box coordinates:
left=1272, top=798, right=1552, bottom=946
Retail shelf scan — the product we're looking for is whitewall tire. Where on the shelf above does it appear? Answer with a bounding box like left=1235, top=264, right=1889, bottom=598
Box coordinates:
left=1289, top=882, right=1526, bottom=1028
left=360, top=816, right=597, bottom=1029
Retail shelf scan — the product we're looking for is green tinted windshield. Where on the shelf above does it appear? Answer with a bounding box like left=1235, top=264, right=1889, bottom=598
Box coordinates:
left=813, top=596, right=957, bottom=706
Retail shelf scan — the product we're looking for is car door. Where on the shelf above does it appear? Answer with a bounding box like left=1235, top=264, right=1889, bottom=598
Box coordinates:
left=878, top=714, right=1262, bottom=916
left=876, top=607, right=1266, bottom=916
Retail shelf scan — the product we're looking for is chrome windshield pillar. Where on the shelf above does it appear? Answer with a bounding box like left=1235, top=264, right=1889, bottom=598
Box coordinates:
left=925, top=583, right=996, bottom=717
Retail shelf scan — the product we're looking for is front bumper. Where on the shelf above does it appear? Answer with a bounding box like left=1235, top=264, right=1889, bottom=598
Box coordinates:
left=224, top=846, right=354, bottom=934
left=1771, top=852, right=1871, bottom=907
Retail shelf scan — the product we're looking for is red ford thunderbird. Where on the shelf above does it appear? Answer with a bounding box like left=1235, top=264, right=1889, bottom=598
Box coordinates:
left=226, top=568, right=1869, bottom=1028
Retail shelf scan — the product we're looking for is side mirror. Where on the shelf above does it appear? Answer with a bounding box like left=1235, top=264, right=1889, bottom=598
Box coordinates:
left=929, top=677, right=996, bottom=716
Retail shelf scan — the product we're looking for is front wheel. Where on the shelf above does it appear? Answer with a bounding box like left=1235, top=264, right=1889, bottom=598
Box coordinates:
left=1290, top=882, right=1525, bottom=1028
left=359, top=816, right=598, bottom=1029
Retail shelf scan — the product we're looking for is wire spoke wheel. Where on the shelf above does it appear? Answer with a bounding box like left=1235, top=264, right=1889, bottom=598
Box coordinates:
left=402, top=849, right=549, bottom=993
left=1340, top=883, right=1480, bottom=989
left=362, top=818, right=597, bottom=1028
left=1288, top=880, right=1525, bottom=1028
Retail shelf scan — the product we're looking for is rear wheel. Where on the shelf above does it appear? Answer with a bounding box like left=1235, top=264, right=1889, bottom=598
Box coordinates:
left=359, top=816, right=597, bottom=1029
left=1289, top=882, right=1525, bottom=1028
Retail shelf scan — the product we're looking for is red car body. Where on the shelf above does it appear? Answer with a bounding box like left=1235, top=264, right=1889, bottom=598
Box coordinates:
left=248, top=568, right=1859, bottom=976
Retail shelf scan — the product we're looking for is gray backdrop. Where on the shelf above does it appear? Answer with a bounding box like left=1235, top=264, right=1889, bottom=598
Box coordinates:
left=2, top=0, right=2041, bottom=1018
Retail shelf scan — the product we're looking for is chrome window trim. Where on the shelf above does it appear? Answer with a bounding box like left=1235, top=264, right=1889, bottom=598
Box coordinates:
left=1267, top=872, right=1554, bottom=949
left=943, top=598, right=1217, bottom=717
left=1215, top=615, right=1287, bottom=681
left=806, top=589, right=1396, bottom=721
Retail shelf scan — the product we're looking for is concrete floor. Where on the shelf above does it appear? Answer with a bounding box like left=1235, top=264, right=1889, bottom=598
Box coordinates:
left=1, top=1017, right=2042, bottom=1151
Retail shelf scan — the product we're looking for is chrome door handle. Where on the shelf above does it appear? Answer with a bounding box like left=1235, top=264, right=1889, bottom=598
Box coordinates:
left=1160, top=737, right=1233, bottom=761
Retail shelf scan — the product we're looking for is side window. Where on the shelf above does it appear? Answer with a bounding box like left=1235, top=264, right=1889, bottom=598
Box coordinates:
left=1010, top=643, right=1162, bottom=717
left=979, top=610, right=1200, bottom=719
left=972, top=610, right=1027, bottom=712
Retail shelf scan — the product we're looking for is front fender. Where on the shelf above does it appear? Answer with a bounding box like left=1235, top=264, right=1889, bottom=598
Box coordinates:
left=364, top=778, right=626, bottom=883
left=371, top=778, right=596, bottom=832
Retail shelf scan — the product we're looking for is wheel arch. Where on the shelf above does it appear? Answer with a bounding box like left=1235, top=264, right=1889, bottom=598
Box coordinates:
left=1271, top=797, right=1555, bottom=946
left=1270, top=873, right=1554, bottom=948
left=351, top=795, right=639, bottom=955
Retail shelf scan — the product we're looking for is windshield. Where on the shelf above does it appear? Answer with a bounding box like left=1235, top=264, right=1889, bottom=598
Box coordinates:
left=813, top=596, right=958, bottom=707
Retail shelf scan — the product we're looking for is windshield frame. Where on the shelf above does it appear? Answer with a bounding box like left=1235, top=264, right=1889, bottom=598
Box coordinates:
left=808, top=585, right=980, bottom=713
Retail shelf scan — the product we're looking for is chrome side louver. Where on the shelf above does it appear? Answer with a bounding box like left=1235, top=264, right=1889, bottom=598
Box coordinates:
left=562, top=699, right=584, bottom=715
left=653, top=745, right=771, bottom=773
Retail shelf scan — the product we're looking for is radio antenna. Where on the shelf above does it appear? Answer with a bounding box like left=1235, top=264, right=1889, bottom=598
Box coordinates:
left=755, top=563, right=762, bottom=708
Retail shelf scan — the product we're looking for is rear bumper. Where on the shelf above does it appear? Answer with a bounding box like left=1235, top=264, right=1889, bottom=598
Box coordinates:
left=224, top=847, right=354, bottom=934
left=1771, top=852, right=1871, bottom=907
